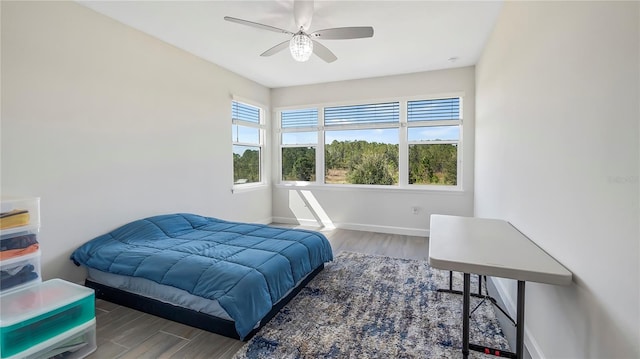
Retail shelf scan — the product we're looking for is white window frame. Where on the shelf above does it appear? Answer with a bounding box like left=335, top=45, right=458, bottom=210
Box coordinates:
left=405, top=95, right=463, bottom=188
left=276, top=93, right=464, bottom=191
left=278, top=108, right=321, bottom=185
left=232, top=97, right=267, bottom=191
left=323, top=101, right=400, bottom=186
left=280, top=136, right=319, bottom=184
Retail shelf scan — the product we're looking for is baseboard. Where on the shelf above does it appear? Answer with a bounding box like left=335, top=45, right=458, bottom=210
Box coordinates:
left=490, top=277, right=546, bottom=359
left=255, top=217, right=273, bottom=225
left=271, top=216, right=429, bottom=237
left=337, top=222, right=429, bottom=237
left=271, top=216, right=325, bottom=228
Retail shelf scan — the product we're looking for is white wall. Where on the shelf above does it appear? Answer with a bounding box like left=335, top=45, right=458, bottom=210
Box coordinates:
left=476, top=1, right=639, bottom=358
left=271, top=67, right=475, bottom=235
left=1, top=1, right=271, bottom=283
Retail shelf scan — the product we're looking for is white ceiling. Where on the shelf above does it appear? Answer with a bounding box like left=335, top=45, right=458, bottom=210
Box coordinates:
left=77, top=1, right=503, bottom=89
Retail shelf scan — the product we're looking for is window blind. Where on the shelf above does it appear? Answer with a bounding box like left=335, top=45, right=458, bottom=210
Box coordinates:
left=407, top=98, right=460, bottom=122
left=281, top=108, right=318, bottom=128
left=232, top=101, right=260, bottom=124
left=324, top=102, right=399, bottom=126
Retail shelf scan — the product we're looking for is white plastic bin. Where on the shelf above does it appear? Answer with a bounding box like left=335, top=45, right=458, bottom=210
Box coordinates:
left=0, top=250, right=41, bottom=294
left=0, top=198, right=40, bottom=232
left=0, top=279, right=95, bottom=358
left=2, top=319, right=96, bottom=359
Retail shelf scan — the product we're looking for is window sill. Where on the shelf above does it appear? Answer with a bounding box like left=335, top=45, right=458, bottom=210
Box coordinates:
left=275, top=182, right=467, bottom=195
left=231, top=183, right=269, bottom=194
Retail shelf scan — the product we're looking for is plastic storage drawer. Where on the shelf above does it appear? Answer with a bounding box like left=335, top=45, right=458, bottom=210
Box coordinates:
left=0, top=249, right=41, bottom=294
left=0, top=198, right=40, bottom=231
left=0, top=279, right=95, bottom=359
left=0, top=226, right=39, bottom=253
left=2, top=319, right=96, bottom=359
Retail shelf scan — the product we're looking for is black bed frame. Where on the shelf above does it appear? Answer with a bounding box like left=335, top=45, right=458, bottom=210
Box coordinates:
left=85, top=264, right=324, bottom=341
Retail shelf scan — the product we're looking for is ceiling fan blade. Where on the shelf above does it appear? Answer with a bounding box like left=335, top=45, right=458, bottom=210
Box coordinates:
left=311, top=26, right=374, bottom=40
left=224, top=16, right=293, bottom=35
left=260, top=41, right=290, bottom=57
left=312, top=41, right=337, bottom=63
left=293, top=0, right=314, bottom=31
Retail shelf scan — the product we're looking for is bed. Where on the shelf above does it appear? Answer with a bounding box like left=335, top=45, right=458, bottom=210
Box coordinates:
left=70, top=213, right=333, bottom=340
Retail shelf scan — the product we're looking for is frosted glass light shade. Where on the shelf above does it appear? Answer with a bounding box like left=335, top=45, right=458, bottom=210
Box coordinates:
left=289, top=34, right=313, bottom=62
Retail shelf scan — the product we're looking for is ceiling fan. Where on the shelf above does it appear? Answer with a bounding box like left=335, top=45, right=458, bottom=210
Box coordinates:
left=224, top=0, right=374, bottom=63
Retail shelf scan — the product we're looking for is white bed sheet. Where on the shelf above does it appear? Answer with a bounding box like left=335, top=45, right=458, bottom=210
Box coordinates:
left=88, top=268, right=233, bottom=320
left=88, top=265, right=320, bottom=327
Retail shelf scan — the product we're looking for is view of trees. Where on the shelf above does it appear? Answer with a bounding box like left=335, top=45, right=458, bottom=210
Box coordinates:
left=325, top=140, right=398, bottom=185
left=408, top=144, right=457, bottom=185
left=282, top=147, right=316, bottom=181
left=279, top=140, right=457, bottom=186
left=233, top=148, right=259, bottom=183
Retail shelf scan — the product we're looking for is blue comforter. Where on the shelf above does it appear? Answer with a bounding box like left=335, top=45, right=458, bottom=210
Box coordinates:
left=70, top=213, right=333, bottom=339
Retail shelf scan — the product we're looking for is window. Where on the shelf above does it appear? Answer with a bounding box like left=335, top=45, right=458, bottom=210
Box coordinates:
left=280, top=109, right=318, bottom=182
left=324, top=102, right=399, bottom=185
left=232, top=100, right=264, bottom=185
left=278, top=96, right=462, bottom=188
left=407, top=98, right=461, bottom=186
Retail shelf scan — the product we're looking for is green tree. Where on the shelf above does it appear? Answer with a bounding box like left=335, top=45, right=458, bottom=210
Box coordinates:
left=348, top=151, right=397, bottom=185
left=282, top=147, right=315, bottom=181
left=408, top=144, right=457, bottom=185
left=234, top=149, right=259, bottom=183
left=443, top=145, right=458, bottom=185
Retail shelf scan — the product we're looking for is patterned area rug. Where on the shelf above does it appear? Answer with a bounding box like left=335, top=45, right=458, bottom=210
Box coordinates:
left=233, top=251, right=510, bottom=359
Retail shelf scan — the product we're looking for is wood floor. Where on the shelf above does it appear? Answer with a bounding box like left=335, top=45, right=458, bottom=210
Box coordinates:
left=86, top=227, right=429, bottom=359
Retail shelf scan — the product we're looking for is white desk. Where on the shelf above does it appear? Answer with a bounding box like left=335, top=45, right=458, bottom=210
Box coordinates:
left=428, top=215, right=572, bottom=359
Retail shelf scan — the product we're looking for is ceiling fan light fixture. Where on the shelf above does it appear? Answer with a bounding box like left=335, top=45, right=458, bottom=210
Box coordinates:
left=289, top=33, right=313, bottom=62
left=224, top=1, right=374, bottom=64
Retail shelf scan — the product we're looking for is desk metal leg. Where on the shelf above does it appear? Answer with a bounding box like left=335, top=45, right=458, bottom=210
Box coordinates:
left=463, top=273, right=470, bottom=358
left=438, top=272, right=519, bottom=359
left=516, top=281, right=525, bottom=359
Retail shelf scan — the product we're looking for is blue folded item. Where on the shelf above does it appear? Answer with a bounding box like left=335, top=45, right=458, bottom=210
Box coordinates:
left=1, top=233, right=38, bottom=251
left=70, top=213, right=333, bottom=339
left=0, top=264, right=38, bottom=289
